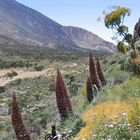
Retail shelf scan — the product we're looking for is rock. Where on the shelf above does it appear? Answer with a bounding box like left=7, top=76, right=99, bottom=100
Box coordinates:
left=134, top=18, right=140, bottom=41
left=31, top=133, right=39, bottom=140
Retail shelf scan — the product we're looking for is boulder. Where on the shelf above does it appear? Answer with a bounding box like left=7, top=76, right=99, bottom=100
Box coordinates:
left=134, top=18, right=140, bottom=41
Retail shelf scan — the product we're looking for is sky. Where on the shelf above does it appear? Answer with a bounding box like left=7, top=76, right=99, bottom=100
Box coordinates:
left=16, top=0, right=140, bottom=44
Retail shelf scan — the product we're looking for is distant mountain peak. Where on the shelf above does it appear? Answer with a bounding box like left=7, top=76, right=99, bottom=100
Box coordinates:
left=0, top=0, right=116, bottom=52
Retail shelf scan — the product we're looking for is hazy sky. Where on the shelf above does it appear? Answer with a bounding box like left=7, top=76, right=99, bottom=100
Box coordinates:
left=16, top=0, right=140, bottom=44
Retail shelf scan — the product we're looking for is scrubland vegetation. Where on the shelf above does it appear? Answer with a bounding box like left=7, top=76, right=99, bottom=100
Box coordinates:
left=0, top=6, right=140, bottom=140
left=1, top=48, right=140, bottom=140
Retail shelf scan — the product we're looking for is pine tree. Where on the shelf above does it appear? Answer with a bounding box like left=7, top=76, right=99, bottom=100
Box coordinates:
left=11, top=93, right=31, bottom=140
left=55, top=69, right=73, bottom=119
left=86, top=76, right=93, bottom=102
left=89, top=51, right=101, bottom=90
left=96, top=58, right=106, bottom=85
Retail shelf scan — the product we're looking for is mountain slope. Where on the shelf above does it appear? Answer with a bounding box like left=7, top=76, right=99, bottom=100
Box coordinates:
left=0, top=0, right=77, bottom=49
left=0, top=0, right=115, bottom=52
left=62, top=26, right=115, bottom=52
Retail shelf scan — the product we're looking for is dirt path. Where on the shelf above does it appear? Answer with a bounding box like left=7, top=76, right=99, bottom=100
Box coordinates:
left=0, top=68, right=55, bottom=86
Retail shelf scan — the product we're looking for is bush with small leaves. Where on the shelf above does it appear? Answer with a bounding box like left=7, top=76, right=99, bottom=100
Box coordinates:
left=5, top=70, right=18, bottom=78
left=0, top=86, right=5, bottom=93
left=34, top=65, right=44, bottom=71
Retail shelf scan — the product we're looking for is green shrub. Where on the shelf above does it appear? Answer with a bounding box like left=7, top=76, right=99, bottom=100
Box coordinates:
left=0, top=86, right=5, bottom=93
left=5, top=70, right=18, bottom=78
left=70, top=118, right=85, bottom=137
left=11, top=70, right=18, bottom=76
left=34, top=65, right=44, bottom=71
left=9, top=79, right=22, bottom=86
left=118, top=59, right=125, bottom=64
left=109, top=60, right=117, bottom=65
left=0, top=59, right=32, bottom=69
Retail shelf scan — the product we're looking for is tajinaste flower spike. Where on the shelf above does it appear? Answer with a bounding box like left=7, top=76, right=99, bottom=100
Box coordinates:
left=89, top=51, right=101, bottom=90
left=11, top=93, right=31, bottom=140
left=55, top=69, right=73, bottom=119
left=86, top=76, right=93, bottom=102
left=96, top=57, right=106, bottom=85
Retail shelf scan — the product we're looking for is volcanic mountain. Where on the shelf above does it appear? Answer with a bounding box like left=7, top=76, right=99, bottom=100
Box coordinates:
left=0, top=0, right=115, bottom=52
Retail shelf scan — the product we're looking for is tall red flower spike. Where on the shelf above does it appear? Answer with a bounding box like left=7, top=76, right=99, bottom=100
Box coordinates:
left=86, top=76, right=93, bottom=102
left=11, top=93, right=31, bottom=140
left=55, top=69, right=73, bottom=119
left=89, top=51, right=101, bottom=90
left=96, top=58, right=106, bottom=85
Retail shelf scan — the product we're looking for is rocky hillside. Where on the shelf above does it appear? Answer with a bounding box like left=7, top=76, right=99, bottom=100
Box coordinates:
left=62, top=26, right=115, bottom=52
left=0, top=0, right=115, bottom=52
left=134, top=18, right=140, bottom=41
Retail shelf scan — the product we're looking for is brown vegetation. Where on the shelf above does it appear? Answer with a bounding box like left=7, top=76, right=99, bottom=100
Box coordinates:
left=11, top=93, right=31, bottom=140
left=89, top=51, right=101, bottom=89
left=55, top=69, right=73, bottom=119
